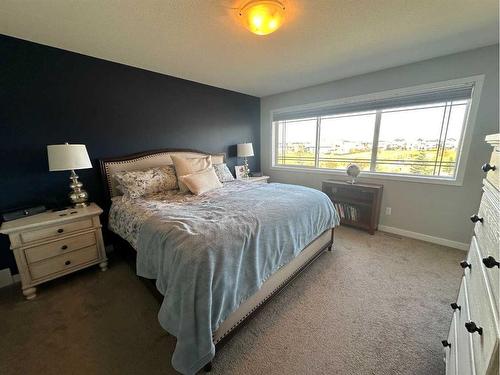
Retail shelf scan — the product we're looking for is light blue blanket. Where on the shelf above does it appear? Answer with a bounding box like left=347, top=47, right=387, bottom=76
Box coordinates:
left=136, top=182, right=339, bottom=374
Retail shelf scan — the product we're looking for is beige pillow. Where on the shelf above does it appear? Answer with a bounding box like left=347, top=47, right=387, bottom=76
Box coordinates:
left=171, top=155, right=212, bottom=192
left=211, top=153, right=225, bottom=165
left=179, top=167, right=222, bottom=195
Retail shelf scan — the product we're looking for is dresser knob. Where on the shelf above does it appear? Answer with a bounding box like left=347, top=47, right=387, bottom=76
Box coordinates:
left=465, top=321, right=483, bottom=335
left=482, top=163, right=496, bottom=172
left=450, top=302, right=461, bottom=311
left=483, top=256, right=500, bottom=268
left=460, top=261, right=471, bottom=269
left=57, top=228, right=64, bottom=233
left=441, top=340, right=451, bottom=348
left=61, top=245, right=68, bottom=250
left=64, top=260, right=71, bottom=266
left=470, top=214, right=483, bottom=223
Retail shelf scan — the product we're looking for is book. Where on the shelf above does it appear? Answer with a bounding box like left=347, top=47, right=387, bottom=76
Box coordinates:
left=334, top=201, right=360, bottom=223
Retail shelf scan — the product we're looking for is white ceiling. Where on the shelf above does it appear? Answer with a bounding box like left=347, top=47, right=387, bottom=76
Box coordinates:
left=0, top=0, right=498, bottom=97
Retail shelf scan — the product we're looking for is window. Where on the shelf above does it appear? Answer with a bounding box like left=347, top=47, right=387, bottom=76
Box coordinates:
left=318, top=111, right=375, bottom=171
left=273, top=80, right=478, bottom=181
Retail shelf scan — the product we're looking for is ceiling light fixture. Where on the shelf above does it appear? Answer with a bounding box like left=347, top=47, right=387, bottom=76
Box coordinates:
left=239, top=0, right=286, bottom=36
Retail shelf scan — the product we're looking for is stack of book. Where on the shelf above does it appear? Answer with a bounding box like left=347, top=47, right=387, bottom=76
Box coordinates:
left=333, top=202, right=360, bottom=222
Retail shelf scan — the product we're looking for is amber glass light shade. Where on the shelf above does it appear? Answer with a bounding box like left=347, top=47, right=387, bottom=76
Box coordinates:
left=239, top=0, right=285, bottom=36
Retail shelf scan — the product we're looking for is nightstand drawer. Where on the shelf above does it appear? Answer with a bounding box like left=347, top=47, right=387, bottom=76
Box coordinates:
left=24, top=232, right=97, bottom=263
left=29, top=245, right=99, bottom=280
left=21, top=218, right=93, bottom=243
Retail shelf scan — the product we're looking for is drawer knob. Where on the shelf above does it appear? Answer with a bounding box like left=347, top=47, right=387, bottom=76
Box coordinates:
left=482, top=256, right=500, bottom=268
left=450, top=302, right=461, bottom=311
left=460, top=260, right=471, bottom=269
left=61, top=245, right=68, bottom=250
left=470, top=214, right=483, bottom=223
left=465, top=321, right=483, bottom=335
left=481, top=163, right=496, bottom=172
left=64, top=260, right=71, bottom=266
left=57, top=228, right=64, bottom=233
left=441, top=340, right=451, bottom=348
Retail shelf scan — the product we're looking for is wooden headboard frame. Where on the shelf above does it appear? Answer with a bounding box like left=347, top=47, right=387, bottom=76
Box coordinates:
left=99, top=148, right=225, bottom=203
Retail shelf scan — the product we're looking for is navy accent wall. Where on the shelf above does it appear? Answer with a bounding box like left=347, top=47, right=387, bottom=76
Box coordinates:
left=0, top=35, right=260, bottom=273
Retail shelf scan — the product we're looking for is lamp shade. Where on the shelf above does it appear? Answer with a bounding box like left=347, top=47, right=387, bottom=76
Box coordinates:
left=47, top=143, right=92, bottom=171
left=237, top=143, right=254, bottom=158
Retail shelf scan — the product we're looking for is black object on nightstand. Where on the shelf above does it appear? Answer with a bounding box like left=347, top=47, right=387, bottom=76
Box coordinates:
left=2, top=205, right=47, bottom=222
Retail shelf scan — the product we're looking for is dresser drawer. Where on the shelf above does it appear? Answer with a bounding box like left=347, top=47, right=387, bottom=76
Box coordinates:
left=29, top=245, right=99, bottom=280
left=455, top=277, right=475, bottom=375
left=485, top=146, right=499, bottom=190
left=475, top=241, right=499, bottom=317
left=445, top=312, right=458, bottom=375
left=474, top=192, right=500, bottom=309
left=463, top=237, right=499, bottom=375
left=24, top=232, right=97, bottom=263
left=21, top=218, right=93, bottom=243
left=475, top=186, right=500, bottom=260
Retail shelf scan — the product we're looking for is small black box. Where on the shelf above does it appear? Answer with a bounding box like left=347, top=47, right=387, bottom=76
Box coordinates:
left=2, top=206, right=47, bottom=222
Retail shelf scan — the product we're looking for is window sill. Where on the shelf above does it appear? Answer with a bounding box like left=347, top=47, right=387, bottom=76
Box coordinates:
left=270, top=165, right=464, bottom=186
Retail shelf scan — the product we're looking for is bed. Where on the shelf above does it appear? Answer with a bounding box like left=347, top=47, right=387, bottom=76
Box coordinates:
left=99, top=149, right=339, bottom=374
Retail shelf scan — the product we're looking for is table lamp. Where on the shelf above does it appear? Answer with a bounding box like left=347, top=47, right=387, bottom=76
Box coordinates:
left=47, top=143, right=92, bottom=208
left=237, top=142, right=254, bottom=178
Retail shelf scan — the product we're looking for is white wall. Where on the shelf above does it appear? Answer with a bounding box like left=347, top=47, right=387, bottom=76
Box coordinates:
left=261, top=45, right=499, bottom=247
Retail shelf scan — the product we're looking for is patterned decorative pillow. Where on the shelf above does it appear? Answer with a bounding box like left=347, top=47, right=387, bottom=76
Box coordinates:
left=213, top=163, right=235, bottom=182
left=114, top=165, right=178, bottom=198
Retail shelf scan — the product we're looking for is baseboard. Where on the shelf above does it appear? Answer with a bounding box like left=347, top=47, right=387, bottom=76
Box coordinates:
left=378, top=225, right=469, bottom=251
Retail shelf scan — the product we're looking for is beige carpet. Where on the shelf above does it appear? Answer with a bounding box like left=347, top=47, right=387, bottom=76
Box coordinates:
left=0, top=227, right=464, bottom=375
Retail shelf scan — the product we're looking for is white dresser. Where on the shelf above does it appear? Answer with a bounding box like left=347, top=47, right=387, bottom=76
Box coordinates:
left=444, top=134, right=499, bottom=375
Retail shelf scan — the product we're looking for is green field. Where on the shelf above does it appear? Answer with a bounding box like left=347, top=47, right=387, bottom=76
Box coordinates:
left=277, top=148, right=457, bottom=176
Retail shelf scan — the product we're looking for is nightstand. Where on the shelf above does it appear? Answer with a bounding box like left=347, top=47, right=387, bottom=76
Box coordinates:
left=239, top=176, right=270, bottom=183
left=0, top=203, right=107, bottom=300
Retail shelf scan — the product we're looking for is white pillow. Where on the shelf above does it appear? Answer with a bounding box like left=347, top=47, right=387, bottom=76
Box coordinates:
left=171, top=155, right=212, bottom=192
left=179, top=167, right=222, bottom=195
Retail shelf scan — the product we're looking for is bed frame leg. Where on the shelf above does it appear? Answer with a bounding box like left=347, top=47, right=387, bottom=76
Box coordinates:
left=327, top=228, right=335, bottom=251
left=204, top=362, right=212, bottom=372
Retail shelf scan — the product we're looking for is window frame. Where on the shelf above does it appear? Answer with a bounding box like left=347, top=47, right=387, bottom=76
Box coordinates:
left=270, top=76, right=484, bottom=186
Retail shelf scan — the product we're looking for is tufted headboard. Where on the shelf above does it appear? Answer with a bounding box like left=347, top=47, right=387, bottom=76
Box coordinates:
left=99, top=148, right=225, bottom=201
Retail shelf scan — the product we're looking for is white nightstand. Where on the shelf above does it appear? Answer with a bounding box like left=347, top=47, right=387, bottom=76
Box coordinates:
left=239, top=176, right=270, bottom=183
left=0, top=203, right=107, bottom=300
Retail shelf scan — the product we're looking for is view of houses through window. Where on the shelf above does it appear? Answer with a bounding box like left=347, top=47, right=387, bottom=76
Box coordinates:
left=274, top=99, right=469, bottom=178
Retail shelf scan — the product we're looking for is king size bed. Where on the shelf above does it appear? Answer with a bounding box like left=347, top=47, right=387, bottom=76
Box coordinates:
left=99, top=149, right=339, bottom=375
